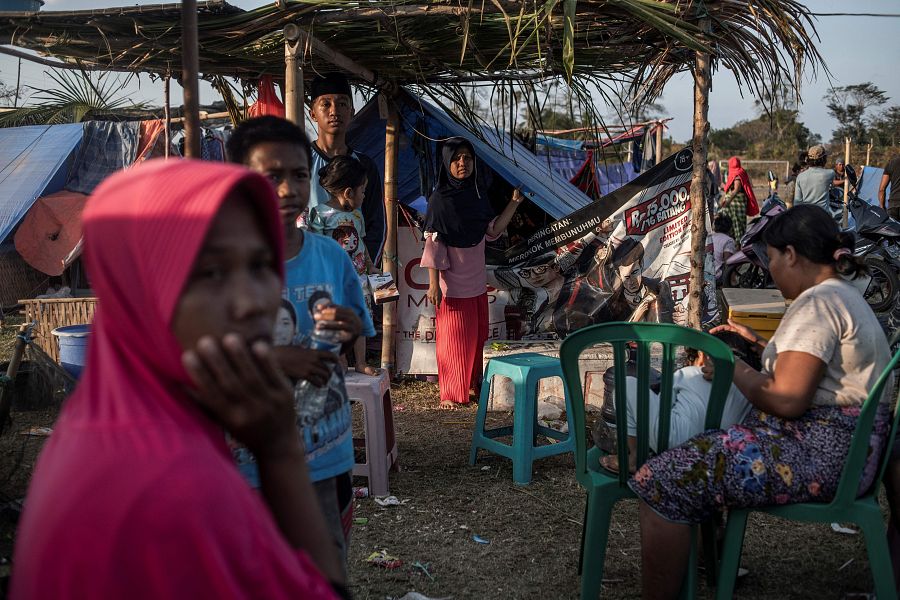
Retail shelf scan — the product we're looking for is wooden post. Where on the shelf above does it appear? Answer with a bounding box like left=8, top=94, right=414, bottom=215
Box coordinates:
left=14, top=57, right=21, bottom=107
left=298, top=30, right=380, bottom=85
left=842, top=137, right=851, bottom=228
left=866, top=139, right=873, bottom=167
left=381, top=97, right=400, bottom=372
left=181, top=0, right=201, bottom=159
left=163, top=75, right=171, bottom=158
left=0, top=322, right=34, bottom=435
left=654, top=122, right=663, bottom=165
left=284, top=24, right=304, bottom=125
left=687, top=18, right=712, bottom=331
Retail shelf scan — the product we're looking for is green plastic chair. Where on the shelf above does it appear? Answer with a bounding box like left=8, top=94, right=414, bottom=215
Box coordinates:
left=559, top=322, right=736, bottom=600
left=715, top=347, right=900, bottom=600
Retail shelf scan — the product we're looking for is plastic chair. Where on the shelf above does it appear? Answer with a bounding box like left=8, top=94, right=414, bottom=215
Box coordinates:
left=469, top=352, right=576, bottom=485
left=559, top=322, right=735, bottom=600
left=345, top=370, right=398, bottom=497
left=715, top=347, right=900, bottom=600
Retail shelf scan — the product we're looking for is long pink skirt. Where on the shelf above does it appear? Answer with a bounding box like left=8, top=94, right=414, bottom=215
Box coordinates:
left=435, top=293, right=489, bottom=404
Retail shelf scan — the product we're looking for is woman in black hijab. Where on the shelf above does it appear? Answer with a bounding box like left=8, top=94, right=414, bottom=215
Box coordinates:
left=421, top=137, right=524, bottom=409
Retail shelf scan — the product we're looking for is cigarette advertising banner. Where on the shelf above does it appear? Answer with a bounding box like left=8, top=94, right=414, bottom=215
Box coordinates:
left=396, top=148, right=717, bottom=375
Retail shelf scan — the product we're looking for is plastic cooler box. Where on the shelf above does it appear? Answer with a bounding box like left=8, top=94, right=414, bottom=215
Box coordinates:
left=720, top=288, right=788, bottom=340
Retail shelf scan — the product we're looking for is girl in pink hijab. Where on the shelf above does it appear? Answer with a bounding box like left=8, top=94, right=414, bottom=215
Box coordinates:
left=11, top=160, right=343, bottom=599
left=721, top=156, right=759, bottom=240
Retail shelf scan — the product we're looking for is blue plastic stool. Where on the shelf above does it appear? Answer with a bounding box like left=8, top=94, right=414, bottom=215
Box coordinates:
left=469, top=352, right=576, bottom=484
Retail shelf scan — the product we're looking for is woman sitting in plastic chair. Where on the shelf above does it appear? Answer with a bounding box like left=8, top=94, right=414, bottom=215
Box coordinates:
left=630, top=205, right=893, bottom=600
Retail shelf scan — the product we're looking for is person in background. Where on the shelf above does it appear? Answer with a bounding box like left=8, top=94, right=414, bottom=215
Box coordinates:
left=782, top=161, right=802, bottom=208
left=599, top=333, right=755, bottom=474
left=11, top=160, right=343, bottom=599
left=631, top=205, right=892, bottom=600
left=306, top=72, right=385, bottom=264
left=422, top=137, right=524, bottom=409
left=832, top=157, right=847, bottom=189
left=794, top=144, right=834, bottom=212
left=310, top=154, right=380, bottom=376
left=711, top=213, right=736, bottom=285
left=720, top=156, right=758, bottom=241
left=227, top=116, right=375, bottom=584
left=707, top=159, right=723, bottom=212
left=879, top=152, right=900, bottom=221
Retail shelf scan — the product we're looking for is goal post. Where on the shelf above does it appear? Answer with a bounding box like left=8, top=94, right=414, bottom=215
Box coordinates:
left=719, top=159, right=790, bottom=182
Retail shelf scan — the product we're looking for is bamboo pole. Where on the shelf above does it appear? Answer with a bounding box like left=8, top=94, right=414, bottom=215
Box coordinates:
left=284, top=24, right=304, bottom=125
left=654, top=122, right=663, bottom=165
left=687, top=18, right=712, bottom=331
left=381, top=98, right=400, bottom=372
left=298, top=30, right=381, bottom=86
left=181, top=0, right=201, bottom=159
left=163, top=75, right=171, bottom=158
left=842, top=137, right=851, bottom=228
left=0, top=322, right=35, bottom=435
left=168, top=111, right=230, bottom=124
left=14, top=57, right=21, bottom=108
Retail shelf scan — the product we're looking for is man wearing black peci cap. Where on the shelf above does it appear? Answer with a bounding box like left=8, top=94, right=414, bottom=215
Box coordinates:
left=306, top=72, right=386, bottom=264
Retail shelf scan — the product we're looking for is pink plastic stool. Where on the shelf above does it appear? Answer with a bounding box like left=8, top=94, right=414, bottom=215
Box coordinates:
left=345, top=370, right=398, bottom=497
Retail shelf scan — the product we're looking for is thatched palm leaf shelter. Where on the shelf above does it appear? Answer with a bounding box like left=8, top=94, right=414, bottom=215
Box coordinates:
left=1, top=0, right=819, bottom=107
left=0, top=0, right=822, bottom=343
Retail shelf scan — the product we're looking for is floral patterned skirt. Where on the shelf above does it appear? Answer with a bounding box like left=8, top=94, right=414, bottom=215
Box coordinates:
left=629, top=404, right=891, bottom=524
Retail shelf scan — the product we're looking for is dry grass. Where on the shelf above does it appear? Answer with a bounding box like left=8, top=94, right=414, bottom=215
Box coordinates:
left=0, top=317, right=23, bottom=359
left=348, top=379, right=882, bottom=600
left=0, top=327, right=887, bottom=598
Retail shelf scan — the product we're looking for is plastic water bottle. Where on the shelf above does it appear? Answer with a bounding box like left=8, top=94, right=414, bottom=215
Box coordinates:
left=294, top=295, right=343, bottom=426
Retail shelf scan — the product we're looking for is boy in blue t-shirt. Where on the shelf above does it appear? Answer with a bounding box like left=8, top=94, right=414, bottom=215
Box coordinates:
left=227, top=116, right=375, bottom=583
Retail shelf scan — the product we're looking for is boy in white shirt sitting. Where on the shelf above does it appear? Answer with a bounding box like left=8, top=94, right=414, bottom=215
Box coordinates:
left=599, top=332, right=756, bottom=473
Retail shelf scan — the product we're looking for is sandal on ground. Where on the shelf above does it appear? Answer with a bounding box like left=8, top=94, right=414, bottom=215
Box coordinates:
left=598, top=454, right=637, bottom=474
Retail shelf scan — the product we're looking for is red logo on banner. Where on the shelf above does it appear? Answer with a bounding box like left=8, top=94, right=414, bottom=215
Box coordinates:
left=665, top=272, right=691, bottom=302
left=625, top=185, right=691, bottom=235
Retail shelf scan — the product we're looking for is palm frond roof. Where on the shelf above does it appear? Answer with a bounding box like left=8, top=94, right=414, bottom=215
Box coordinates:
left=0, top=0, right=821, bottom=105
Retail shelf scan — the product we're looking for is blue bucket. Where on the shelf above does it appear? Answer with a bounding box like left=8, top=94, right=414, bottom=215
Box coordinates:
left=52, top=324, right=91, bottom=379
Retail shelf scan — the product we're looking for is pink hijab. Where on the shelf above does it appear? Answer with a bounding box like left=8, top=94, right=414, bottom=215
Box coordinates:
left=724, top=156, right=759, bottom=216
left=12, top=160, right=336, bottom=599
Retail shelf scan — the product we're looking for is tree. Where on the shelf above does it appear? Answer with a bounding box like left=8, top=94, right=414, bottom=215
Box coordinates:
left=0, top=80, right=15, bottom=105
left=707, top=111, right=819, bottom=162
left=0, top=69, right=142, bottom=127
left=709, top=128, right=747, bottom=156
left=824, top=82, right=889, bottom=143
left=631, top=100, right=666, bottom=122
left=868, top=106, right=900, bottom=148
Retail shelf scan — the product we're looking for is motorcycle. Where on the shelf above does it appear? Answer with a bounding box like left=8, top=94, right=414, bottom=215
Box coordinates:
left=720, top=192, right=785, bottom=289
left=723, top=186, right=900, bottom=315
left=848, top=194, right=900, bottom=314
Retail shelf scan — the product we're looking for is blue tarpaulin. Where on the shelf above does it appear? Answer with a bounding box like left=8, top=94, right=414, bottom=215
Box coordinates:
left=542, top=148, right=588, bottom=181
left=347, top=90, right=591, bottom=220
left=66, top=121, right=139, bottom=195
left=535, top=134, right=585, bottom=152
left=0, top=123, right=82, bottom=243
left=857, top=166, right=890, bottom=206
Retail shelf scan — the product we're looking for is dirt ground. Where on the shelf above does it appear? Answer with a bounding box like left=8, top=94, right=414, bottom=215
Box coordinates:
left=0, top=318, right=888, bottom=599
left=348, top=380, right=883, bottom=600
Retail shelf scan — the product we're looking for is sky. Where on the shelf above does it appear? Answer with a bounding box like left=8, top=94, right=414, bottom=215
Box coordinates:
left=2, top=0, right=899, bottom=144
